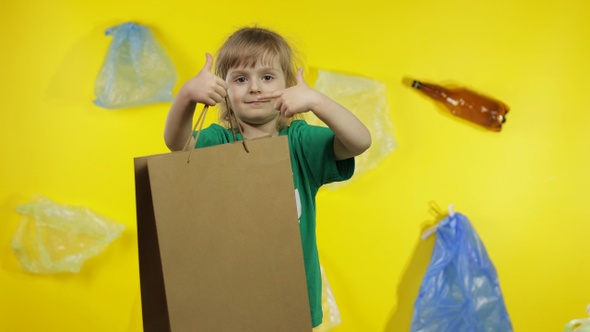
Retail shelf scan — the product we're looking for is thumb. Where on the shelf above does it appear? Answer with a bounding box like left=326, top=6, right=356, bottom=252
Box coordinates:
left=295, top=68, right=306, bottom=86
left=201, top=52, right=214, bottom=73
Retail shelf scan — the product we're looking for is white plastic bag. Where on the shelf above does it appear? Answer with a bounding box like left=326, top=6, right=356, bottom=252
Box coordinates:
left=11, top=195, right=124, bottom=273
left=564, top=305, right=590, bottom=332
left=313, top=265, right=342, bottom=331
left=565, top=319, right=590, bottom=332
left=311, top=70, right=396, bottom=187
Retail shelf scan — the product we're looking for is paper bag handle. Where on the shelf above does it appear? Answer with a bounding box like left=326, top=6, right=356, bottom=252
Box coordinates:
left=224, top=95, right=249, bottom=152
left=182, top=104, right=209, bottom=152
left=183, top=99, right=249, bottom=162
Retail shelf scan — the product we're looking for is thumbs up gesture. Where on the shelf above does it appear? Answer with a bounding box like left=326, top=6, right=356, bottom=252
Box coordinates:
left=181, top=53, right=228, bottom=106
left=257, top=68, right=322, bottom=118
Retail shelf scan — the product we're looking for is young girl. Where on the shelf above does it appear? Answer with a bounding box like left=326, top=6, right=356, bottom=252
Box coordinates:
left=164, top=26, right=371, bottom=328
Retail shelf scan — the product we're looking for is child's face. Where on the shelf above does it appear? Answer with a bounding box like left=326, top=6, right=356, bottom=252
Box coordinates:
left=226, top=58, right=286, bottom=126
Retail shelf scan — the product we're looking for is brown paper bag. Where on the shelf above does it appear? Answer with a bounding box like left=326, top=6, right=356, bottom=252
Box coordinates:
left=134, top=136, right=312, bottom=332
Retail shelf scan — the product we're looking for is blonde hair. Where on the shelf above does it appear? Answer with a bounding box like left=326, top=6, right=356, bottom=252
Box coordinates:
left=215, top=26, right=301, bottom=131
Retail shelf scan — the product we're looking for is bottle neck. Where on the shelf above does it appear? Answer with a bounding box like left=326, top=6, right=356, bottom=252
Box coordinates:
left=412, top=80, right=451, bottom=103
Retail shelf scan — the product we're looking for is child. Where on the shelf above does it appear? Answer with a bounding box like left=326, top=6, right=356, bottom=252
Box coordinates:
left=164, top=26, right=371, bottom=328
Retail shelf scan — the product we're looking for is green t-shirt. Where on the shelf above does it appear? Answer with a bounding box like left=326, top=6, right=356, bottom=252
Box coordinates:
left=194, top=120, right=354, bottom=327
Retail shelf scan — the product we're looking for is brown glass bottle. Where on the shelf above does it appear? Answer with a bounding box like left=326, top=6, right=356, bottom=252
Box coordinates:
left=407, top=79, right=509, bottom=131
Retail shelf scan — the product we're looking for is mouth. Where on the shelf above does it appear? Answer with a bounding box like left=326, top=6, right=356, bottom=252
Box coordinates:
left=244, top=100, right=271, bottom=105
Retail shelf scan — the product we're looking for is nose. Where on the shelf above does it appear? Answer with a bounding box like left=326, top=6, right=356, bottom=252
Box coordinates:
left=249, top=81, right=261, bottom=94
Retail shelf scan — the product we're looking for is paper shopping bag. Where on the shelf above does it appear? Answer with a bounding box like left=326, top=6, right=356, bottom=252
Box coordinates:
left=134, top=136, right=312, bottom=332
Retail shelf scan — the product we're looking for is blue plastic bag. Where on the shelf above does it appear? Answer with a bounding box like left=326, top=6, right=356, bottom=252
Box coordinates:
left=411, top=212, right=513, bottom=332
left=94, top=22, right=177, bottom=109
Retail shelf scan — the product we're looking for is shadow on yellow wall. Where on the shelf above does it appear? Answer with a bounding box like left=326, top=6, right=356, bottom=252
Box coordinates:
left=383, top=207, right=445, bottom=332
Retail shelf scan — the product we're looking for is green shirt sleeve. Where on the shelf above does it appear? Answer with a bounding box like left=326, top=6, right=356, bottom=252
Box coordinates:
left=286, top=120, right=354, bottom=188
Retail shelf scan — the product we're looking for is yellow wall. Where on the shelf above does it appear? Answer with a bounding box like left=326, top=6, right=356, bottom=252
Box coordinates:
left=1, top=0, right=589, bottom=331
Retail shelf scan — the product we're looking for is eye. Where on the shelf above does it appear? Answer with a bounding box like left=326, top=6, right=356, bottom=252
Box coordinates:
left=234, top=76, right=247, bottom=83
left=262, top=74, right=274, bottom=81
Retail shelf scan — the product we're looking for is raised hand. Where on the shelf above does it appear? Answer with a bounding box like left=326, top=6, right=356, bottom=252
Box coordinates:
left=256, top=68, right=323, bottom=118
left=165, top=53, right=229, bottom=151
left=181, top=53, right=228, bottom=106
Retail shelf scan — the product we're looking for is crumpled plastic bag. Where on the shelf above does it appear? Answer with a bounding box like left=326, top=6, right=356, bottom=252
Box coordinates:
left=565, top=318, right=590, bottom=332
left=565, top=306, right=590, bottom=332
left=311, top=70, right=396, bottom=188
left=411, top=212, right=513, bottom=332
left=314, top=265, right=342, bottom=331
left=93, top=22, right=177, bottom=109
left=11, top=195, right=125, bottom=274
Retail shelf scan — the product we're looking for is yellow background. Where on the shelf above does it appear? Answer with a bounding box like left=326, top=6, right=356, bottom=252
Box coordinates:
left=1, top=0, right=589, bottom=331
